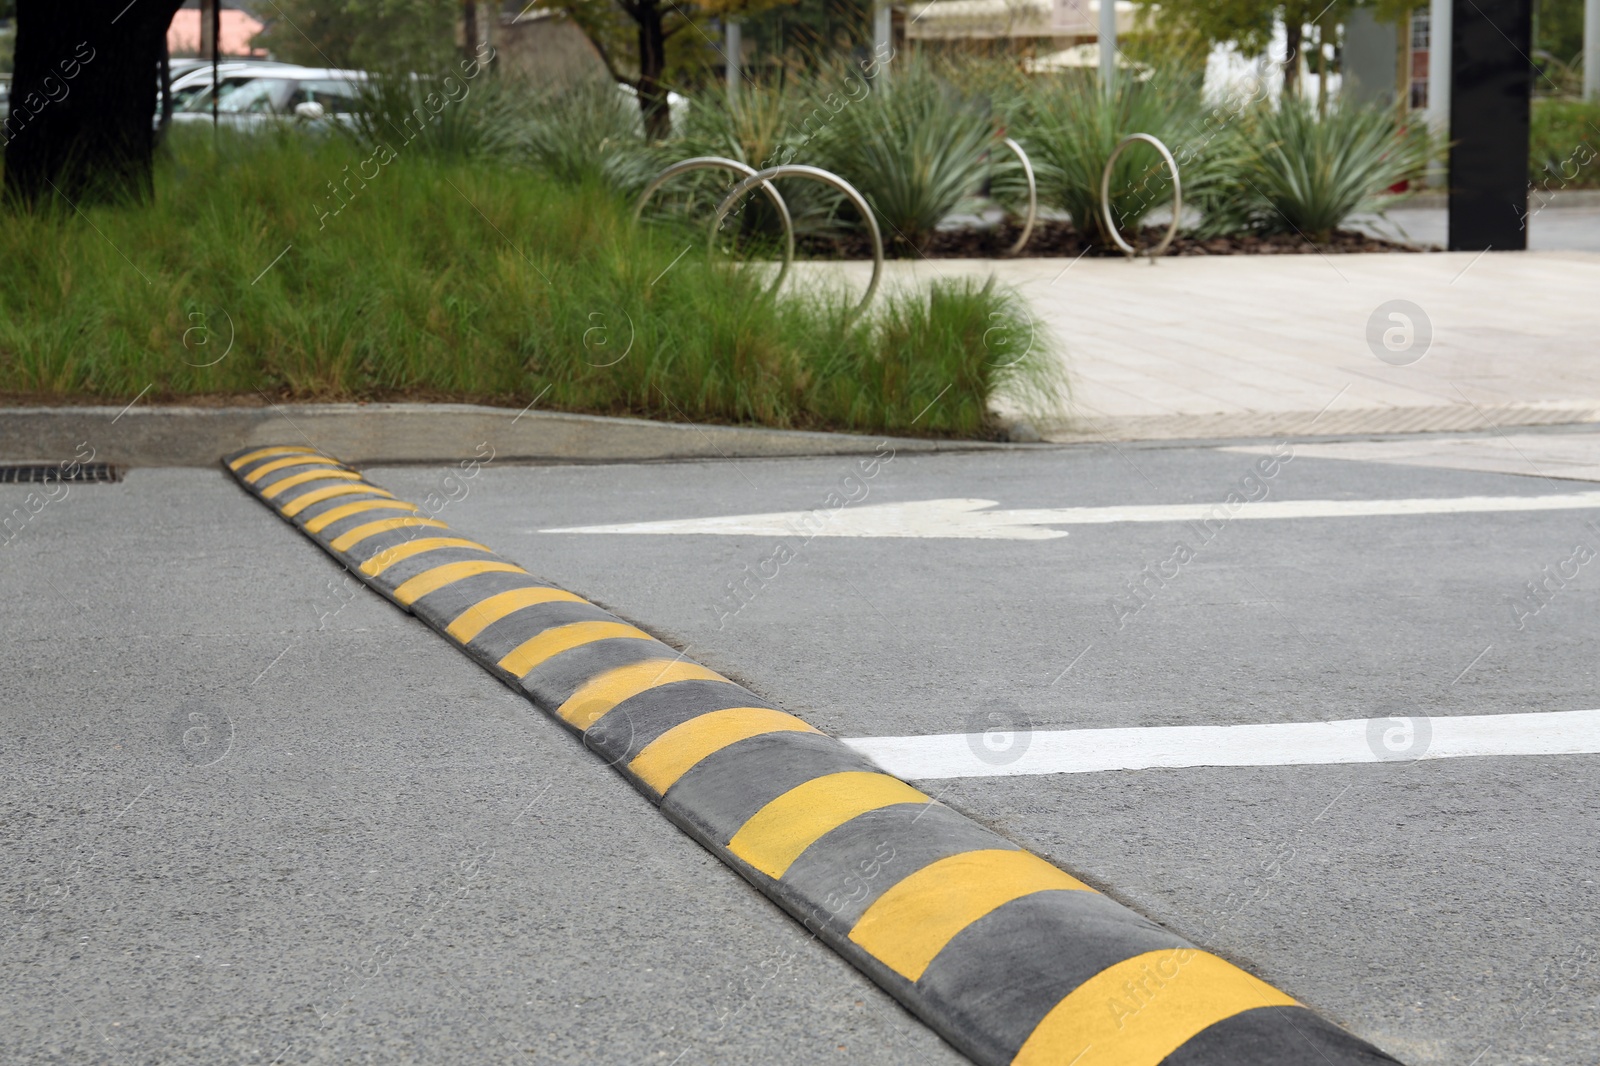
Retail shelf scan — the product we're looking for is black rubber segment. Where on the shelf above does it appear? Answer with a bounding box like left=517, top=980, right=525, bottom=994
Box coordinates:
left=469, top=601, right=627, bottom=665
left=230, top=453, right=341, bottom=481
left=356, top=545, right=502, bottom=585
left=517, top=639, right=681, bottom=712
left=585, top=679, right=780, bottom=769
left=916, top=890, right=1190, bottom=1066
left=250, top=463, right=351, bottom=493
left=295, top=503, right=432, bottom=541
left=781, top=803, right=1020, bottom=930
left=406, top=570, right=559, bottom=630
left=1161, top=1005, right=1403, bottom=1065
left=662, top=730, right=886, bottom=850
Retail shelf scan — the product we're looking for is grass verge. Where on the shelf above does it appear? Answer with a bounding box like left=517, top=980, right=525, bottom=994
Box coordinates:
left=0, top=128, right=1061, bottom=438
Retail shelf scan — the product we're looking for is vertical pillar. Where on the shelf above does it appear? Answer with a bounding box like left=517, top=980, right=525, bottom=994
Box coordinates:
left=726, top=20, right=741, bottom=103
left=1427, top=0, right=1452, bottom=186
left=873, top=1, right=892, bottom=79
left=1585, top=0, right=1599, bottom=99
left=1447, top=0, right=1533, bottom=251
left=1099, top=0, right=1117, bottom=93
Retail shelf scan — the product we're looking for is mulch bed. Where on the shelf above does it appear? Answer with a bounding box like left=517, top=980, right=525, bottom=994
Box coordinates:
left=799, top=220, right=1431, bottom=259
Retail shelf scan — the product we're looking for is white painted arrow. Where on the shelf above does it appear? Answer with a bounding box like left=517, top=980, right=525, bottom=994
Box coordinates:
left=539, top=492, right=1600, bottom=541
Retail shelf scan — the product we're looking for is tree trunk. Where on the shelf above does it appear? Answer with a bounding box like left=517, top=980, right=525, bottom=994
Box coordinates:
left=1283, top=20, right=1302, bottom=98
left=636, top=0, right=670, bottom=141
left=462, top=2, right=478, bottom=62
left=4, top=0, right=184, bottom=207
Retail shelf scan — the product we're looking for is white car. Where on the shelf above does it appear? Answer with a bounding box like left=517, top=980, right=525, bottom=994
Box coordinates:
left=172, top=66, right=369, bottom=130
left=166, top=60, right=302, bottom=114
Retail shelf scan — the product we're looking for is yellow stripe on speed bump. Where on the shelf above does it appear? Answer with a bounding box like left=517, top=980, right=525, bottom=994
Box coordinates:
left=261, top=468, right=363, bottom=500
left=360, top=537, right=494, bottom=577
left=244, top=455, right=344, bottom=484
left=630, top=707, right=822, bottom=795
left=497, top=620, right=653, bottom=679
left=1012, top=949, right=1298, bottom=1066
left=445, top=586, right=589, bottom=644
left=228, top=445, right=316, bottom=471
left=329, top=517, right=450, bottom=552
left=556, top=660, right=730, bottom=730
left=728, top=772, right=926, bottom=880
left=849, top=849, right=1095, bottom=981
left=283, top=483, right=394, bottom=517
left=393, top=560, right=528, bottom=606
left=304, top=499, right=420, bottom=535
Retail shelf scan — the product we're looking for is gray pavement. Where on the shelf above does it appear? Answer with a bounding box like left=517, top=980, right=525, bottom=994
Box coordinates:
left=0, top=470, right=958, bottom=1066
left=6, top=431, right=1600, bottom=1064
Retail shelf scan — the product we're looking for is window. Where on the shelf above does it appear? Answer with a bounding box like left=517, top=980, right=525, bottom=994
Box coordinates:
left=291, top=79, right=366, bottom=115
left=181, top=77, right=293, bottom=114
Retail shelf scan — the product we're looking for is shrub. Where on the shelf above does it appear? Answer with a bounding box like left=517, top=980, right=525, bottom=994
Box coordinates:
left=1007, top=70, right=1212, bottom=248
left=670, top=74, right=848, bottom=243
left=0, top=128, right=1061, bottom=438
left=1240, top=98, right=1433, bottom=242
left=811, top=58, right=1000, bottom=254
left=1529, top=97, right=1600, bottom=191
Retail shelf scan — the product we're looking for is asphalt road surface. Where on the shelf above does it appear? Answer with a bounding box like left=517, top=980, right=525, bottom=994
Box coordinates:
left=5, top=428, right=1598, bottom=1065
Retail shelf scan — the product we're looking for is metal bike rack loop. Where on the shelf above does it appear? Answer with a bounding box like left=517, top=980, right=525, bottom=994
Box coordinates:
left=1001, top=137, right=1038, bottom=256
left=634, top=156, right=795, bottom=294
left=1099, top=133, right=1182, bottom=261
left=711, top=164, right=884, bottom=321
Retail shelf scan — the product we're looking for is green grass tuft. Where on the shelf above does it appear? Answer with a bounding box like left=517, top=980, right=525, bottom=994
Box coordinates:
left=0, top=128, right=1060, bottom=438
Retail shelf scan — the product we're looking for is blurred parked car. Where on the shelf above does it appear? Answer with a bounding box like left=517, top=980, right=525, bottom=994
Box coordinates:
left=172, top=67, right=369, bottom=131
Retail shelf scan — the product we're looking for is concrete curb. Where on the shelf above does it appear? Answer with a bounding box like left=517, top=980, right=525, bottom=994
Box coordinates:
left=225, top=444, right=1406, bottom=1066
left=0, top=403, right=1011, bottom=467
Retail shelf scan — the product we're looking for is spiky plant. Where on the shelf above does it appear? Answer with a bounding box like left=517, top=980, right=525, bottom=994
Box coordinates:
left=1008, top=69, right=1213, bottom=249
left=810, top=58, right=1000, bottom=254
left=518, top=78, right=657, bottom=194
left=671, top=75, right=847, bottom=243
left=1241, top=98, right=1433, bottom=242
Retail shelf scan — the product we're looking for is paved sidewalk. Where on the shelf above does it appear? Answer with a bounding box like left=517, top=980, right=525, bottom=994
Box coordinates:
left=805, top=250, right=1600, bottom=442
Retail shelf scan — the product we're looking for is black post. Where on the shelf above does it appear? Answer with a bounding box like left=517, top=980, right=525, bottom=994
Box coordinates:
left=1447, top=0, right=1535, bottom=250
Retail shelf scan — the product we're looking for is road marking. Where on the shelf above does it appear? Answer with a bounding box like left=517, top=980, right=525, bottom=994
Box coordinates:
left=844, top=708, right=1600, bottom=779
left=541, top=491, right=1600, bottom=540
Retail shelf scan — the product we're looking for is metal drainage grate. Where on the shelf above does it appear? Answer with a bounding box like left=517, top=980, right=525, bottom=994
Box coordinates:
left=0, top=463, right=123, bottom=484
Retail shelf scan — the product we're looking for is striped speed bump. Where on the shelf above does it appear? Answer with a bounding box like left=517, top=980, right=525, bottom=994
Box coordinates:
left=226, top=445, right=1404, bottom=1066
